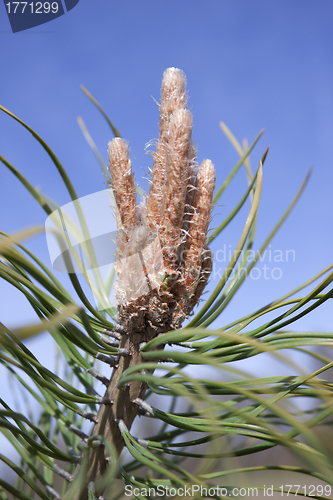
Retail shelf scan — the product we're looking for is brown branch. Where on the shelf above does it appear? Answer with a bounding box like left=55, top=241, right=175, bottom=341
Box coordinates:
left=63, top=328, right=158, bottom=500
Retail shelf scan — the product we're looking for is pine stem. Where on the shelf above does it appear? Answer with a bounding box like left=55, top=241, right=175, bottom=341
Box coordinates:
left=63, top=329, right=156, bottom=500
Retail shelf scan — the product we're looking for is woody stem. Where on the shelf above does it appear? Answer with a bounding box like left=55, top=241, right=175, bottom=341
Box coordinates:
left=63, top=331, right=153, bottom=500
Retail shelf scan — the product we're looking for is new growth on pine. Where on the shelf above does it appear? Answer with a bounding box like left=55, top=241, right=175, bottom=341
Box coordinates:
left=108, top=68, right=216, bottom=337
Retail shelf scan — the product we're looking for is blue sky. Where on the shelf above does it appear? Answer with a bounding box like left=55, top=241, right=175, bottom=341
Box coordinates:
left=1, top=1, right=333, bottom=342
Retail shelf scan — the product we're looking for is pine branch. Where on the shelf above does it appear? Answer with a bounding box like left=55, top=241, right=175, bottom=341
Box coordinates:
left=64, top=67, right=215, bottom=499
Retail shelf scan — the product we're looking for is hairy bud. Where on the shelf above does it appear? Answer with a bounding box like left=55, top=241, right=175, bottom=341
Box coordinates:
left=108, top=69, right=215, bottom=335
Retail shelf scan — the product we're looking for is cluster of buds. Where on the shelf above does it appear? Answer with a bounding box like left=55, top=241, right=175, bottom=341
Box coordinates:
left=108, top=68, right=216, bottom=337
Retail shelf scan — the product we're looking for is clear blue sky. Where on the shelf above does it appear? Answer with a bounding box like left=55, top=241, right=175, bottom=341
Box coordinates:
left=1, top=1, right=332, bottom=336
